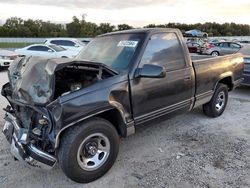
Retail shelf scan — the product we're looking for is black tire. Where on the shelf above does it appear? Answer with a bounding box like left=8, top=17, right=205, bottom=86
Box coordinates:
left=203, top=83, right=228, bottom=117
left=58, top=117, right=119, bottom=183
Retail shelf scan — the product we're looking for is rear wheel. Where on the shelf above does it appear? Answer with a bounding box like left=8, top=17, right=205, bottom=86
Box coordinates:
left=58, top=117, right=119, bottom=183
left=203, top=83, right=228, bottom=117
left=211, top=51, right=219, bottom=56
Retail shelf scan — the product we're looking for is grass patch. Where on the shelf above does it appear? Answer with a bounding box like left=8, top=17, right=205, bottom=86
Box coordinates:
left=0, top=42, right=34, bottom=49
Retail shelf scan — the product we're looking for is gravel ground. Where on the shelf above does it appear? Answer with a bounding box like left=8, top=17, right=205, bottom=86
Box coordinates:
left=0, top=70, right=249, bottom=188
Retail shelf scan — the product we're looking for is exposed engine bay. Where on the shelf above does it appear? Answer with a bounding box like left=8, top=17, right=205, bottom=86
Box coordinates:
left=54, top=64, right=114, bottom=99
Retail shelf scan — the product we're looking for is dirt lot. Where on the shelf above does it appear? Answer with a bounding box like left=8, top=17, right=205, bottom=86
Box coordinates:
left=0, top=70, right=249, bottom=188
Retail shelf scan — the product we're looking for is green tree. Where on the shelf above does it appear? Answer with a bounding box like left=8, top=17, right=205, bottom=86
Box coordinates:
left=0, top=16, right=250, bottom=37
left=117, top=24, right=133, bottom=31
left=66, top=16, right=81, bottom=37
left=98, top=23, right=115, bottom=34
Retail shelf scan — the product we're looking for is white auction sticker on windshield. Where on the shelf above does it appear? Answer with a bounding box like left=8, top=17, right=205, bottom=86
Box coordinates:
left=117, top=40, right=138, bottom=48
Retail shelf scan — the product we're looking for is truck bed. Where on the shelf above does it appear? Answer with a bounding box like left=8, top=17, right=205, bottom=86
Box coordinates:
left=192, top=53, right=244, bottom=107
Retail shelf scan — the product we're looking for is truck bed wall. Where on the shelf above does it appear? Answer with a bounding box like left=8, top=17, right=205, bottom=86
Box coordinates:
left=192, top=53, right=244, bottom=107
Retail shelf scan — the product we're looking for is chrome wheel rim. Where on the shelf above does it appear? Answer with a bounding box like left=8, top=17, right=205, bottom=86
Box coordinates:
left=77, top=133, right=110, bottom=171
left=212, top=52, right=218, bottom=56
left=215, top=91, right=225, bottom=111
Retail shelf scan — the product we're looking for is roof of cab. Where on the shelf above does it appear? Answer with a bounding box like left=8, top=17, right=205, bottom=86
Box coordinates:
left=99, top=28, right=181, bottom=37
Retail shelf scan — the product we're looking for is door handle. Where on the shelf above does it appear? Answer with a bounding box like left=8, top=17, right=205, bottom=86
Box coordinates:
left=184, top=76, right=191, bottom=81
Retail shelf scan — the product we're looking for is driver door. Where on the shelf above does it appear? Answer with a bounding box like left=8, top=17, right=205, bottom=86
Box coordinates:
left=130, top=32, right=194, bottom=126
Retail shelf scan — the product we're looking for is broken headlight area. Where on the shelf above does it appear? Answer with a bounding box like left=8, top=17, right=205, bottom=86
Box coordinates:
left=2, top=74, right=53, bottom=154
left=3, top=102, right=55, bottom=154
left=3, top=110, right=57, bottom=169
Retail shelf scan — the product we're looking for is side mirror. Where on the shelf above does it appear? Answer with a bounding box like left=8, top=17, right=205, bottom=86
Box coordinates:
left=48, top=49, right=53, bottom=52
left=136, top=64, right=166, bottom=78
left=74, top=44, right=80, bottom=47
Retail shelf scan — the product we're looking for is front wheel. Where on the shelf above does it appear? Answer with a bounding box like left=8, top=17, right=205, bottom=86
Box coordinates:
left=203, top=83, right=228, bottom=117
left=58, top=117, right=119, bottom=183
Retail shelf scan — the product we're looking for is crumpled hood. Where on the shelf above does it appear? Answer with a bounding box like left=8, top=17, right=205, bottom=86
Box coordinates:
left=8, top=57, right=78, bottom=105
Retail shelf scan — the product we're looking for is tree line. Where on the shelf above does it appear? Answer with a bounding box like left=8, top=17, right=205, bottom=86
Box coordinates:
left=0, top=16, right=249, bottom=37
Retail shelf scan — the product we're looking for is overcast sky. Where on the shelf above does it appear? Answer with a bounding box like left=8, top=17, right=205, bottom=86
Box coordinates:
left=0, top=0, right=250, bottom=26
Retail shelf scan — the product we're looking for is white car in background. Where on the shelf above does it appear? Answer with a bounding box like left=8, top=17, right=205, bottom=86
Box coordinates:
left=15, top=44, right=76, bottom=58
left=0, top=50, right=18, bottom=70
left=45, top=38, right=86, bottom=55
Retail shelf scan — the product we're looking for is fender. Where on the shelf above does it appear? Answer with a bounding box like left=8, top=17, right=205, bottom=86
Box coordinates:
left=52, top=81, right=135, bottom=148
left=213, top=72, right=233, bottom=91
left=54, top=106, right=131, bottom=148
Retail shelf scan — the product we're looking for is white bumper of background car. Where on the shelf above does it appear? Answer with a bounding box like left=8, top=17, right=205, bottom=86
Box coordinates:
left=0, top=59, right=13, bottom=67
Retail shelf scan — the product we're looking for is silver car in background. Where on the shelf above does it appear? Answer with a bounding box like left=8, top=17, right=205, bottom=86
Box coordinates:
left=204, top=42, right=242, bottom=56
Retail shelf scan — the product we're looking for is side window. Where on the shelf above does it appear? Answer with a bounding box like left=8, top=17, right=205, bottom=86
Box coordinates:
left=219, top=43, right=225, bottom=47
left=230, top=43, right=241, bottom=49
left=140, top=33, right=186, bottom=71
left=222, top=43, right=229, bottom=48
left=28, top=46, right=51, bottom=51
left=51, top=40, right=76, bottom=47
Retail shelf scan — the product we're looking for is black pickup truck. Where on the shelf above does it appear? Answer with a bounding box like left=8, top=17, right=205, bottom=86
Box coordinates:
left=1, top=28, right=244, bottom=183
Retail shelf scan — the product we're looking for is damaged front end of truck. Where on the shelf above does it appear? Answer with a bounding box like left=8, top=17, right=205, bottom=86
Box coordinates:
left=1, top=56, right=122, bottom=169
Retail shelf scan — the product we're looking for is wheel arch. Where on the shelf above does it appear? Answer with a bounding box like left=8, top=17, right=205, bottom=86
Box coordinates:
left=54, top=107, right=134, bottom=149
left=214, top=74, right=233, bottom=91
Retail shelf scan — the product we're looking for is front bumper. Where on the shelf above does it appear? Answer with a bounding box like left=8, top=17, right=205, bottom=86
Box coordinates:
left=2, top=112, right=57, bottom=170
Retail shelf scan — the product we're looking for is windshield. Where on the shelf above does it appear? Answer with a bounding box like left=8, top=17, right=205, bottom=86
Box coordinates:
left=49, top=45, right=66, bottom=52
left=77, top=33, right=145, bottom=71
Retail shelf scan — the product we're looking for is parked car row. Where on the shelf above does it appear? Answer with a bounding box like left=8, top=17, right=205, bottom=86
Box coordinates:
left=186, top=37, right=243, bottom=56
left=15, top=38, right=86, bottom=58
left=44, top=38, right=86, bottom=55
left=0, top=38, right=88, bottom=70
left=15, top=44, right=76, bottom=58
